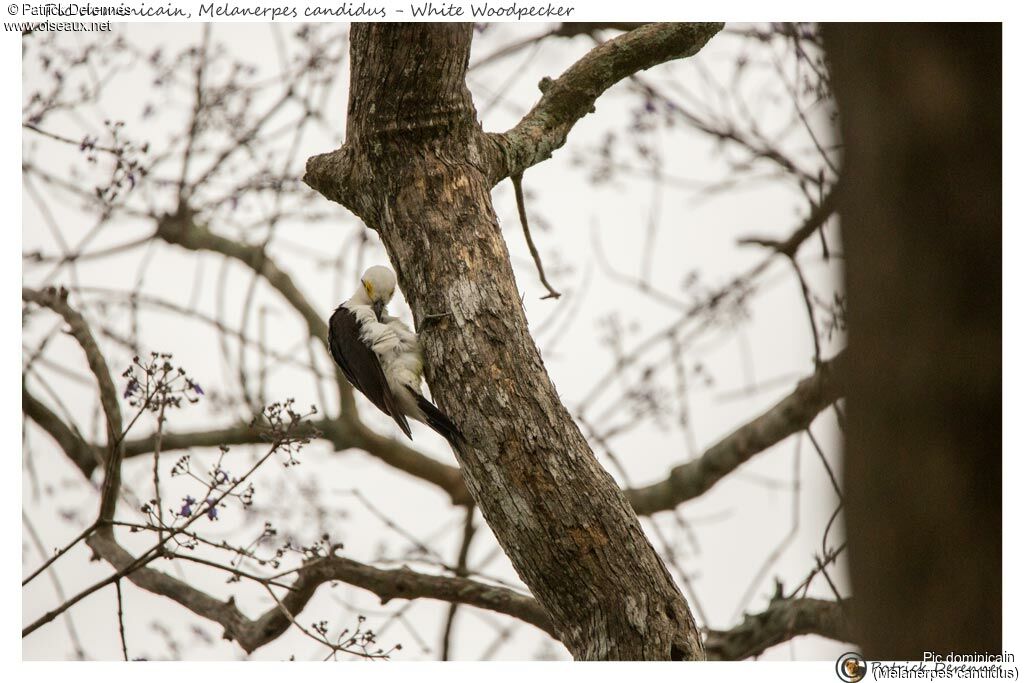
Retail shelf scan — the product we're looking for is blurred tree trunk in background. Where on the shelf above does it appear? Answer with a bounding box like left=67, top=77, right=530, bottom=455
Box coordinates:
left=826, top=24, right=1001, bottom=659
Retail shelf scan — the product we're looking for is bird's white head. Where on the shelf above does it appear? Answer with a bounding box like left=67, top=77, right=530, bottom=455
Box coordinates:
left=359, top=266, right=397, bottom=322
left=360, top=265, right=397, bottom=304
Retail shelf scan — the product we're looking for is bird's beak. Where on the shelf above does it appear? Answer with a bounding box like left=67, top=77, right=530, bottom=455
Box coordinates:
left=372, top=300, right=385, bottom=322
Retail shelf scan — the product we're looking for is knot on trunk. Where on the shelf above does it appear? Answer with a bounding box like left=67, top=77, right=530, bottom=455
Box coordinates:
left=303, top=144, right=379, bottom=225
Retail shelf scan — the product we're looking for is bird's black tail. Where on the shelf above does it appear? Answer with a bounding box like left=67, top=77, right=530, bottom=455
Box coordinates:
left=414, top=393, right=464, bottom=445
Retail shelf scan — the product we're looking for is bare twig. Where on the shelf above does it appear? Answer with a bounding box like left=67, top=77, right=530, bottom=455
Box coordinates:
left=21, top=512, right=87, bottom=658
left=511, top=173, right=560, bottom=300
left=441, top=505, right=478, bottom=660
left=115, top=580, right=128, bottom=661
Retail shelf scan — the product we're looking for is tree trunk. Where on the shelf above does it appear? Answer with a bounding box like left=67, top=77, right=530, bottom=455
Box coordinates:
left=826, top=23, right=1001, bottom=659
left=305, top=23, right=704, bottom=660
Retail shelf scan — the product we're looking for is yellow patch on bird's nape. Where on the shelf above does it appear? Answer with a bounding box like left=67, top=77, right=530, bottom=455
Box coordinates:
left=363, top=280, right=374, bottom=298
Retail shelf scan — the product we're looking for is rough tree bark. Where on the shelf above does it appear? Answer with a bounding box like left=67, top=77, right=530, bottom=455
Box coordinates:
left=304, top=23, right=720, bottom=660
left=826, top=24, right=1001, bottom=658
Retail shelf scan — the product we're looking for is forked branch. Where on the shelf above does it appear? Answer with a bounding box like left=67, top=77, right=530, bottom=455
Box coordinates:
left=489, top=22, right=724, bottom=182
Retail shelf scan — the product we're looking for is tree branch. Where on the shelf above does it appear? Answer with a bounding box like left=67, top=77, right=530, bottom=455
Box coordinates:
left=626, top=352, right=844, bottom=515
left=155, top=208, right=328, bottom=350
left=704, top=597, right=852, bottom=660
left=336, top=420, right=471, bottom=504
left=470, top=23, right=650, bottom=72
left=86, top=530, right=553, bottom=653
left=23, top=286, right=125, bottom=522
left=737, top=187, right=837, bottom=259
left=115, top=416, right=471, bottom=505
left=23, top=386, right=102, bottom=477
left=488, top=22, right=723, bottom=182
left=552, top=23, right=650, bottom=38
left=25, top=385, right=472, bottom=506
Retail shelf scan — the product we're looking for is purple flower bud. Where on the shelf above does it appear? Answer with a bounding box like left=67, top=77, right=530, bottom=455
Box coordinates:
left=206, top=498, right=218, bottom=520
left=179, top=495, right=196, bottom=517
left=123, top=379, right=139, bottom=399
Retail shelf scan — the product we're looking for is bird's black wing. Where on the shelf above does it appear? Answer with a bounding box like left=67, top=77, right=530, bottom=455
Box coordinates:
left=328, top=305, right=412, bottom=439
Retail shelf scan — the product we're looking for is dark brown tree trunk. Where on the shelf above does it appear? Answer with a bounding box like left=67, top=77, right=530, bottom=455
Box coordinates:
left=826, top=23, right=1001, bottom=659
left=305, top=23, right=705, bottom=660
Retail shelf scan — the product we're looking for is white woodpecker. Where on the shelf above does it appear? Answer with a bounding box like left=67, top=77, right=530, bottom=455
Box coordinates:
left=328, top=265, right=462, bottom=443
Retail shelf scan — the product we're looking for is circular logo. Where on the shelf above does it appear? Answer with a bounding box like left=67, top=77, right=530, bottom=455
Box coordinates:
left=836, top=651, right=867, bottom=682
